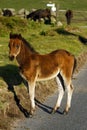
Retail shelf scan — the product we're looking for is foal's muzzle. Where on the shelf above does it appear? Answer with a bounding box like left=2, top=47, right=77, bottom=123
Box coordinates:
left=9, top=55, right=15, bottom=61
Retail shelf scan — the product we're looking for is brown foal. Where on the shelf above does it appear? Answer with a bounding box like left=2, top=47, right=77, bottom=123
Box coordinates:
left=8, top=33, right=76, bottom=116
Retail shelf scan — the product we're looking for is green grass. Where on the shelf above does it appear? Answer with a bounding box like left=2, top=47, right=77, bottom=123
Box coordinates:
left=0, top=0, right=87, bottom=11
left=0, top=17, right=87, bottom=69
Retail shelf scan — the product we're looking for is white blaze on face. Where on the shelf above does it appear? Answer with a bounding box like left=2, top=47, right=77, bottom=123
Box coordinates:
left=9, top=40, right=21, bottom=58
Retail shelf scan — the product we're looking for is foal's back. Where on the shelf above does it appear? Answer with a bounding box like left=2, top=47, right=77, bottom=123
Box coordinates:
left=35, top=49, right=76, bottom=81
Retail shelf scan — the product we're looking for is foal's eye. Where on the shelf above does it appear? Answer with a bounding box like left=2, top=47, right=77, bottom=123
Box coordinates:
left=16, top=45, right=19, bottom=49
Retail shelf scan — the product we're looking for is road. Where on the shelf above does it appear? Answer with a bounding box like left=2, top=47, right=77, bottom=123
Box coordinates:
left=12, top=62, right=87, bottom=130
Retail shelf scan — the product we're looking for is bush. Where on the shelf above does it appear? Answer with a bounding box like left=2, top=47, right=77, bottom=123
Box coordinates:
left=0, top=17, right=28, bottom=35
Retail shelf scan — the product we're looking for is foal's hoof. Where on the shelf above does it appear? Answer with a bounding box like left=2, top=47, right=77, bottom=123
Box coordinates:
left=63, top=110, right=68, bottom=115
left=29, top=109, right=35, bottom=118
left=51, top=109, right=56, bottom=114
left=29, top=112, right=34, bottom=118
left=51, top=107, right=59, bottom=114
left=63, top=108, right=70, bottom=115
left=29, top=114, right=33, bottom=118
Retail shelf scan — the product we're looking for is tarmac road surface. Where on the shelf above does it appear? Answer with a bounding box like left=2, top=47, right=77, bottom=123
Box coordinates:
left=12, top=62, right=87, bottom=130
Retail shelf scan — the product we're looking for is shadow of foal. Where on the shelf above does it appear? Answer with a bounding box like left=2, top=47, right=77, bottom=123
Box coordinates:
left=0, top=64, right=30, bottom=117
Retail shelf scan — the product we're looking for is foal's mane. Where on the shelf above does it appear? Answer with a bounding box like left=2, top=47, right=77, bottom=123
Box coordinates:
left=10, top=33, right=37, bottom=53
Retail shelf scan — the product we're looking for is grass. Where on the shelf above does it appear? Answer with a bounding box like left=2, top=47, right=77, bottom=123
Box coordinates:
left=0, top=0, right=87, bottom=11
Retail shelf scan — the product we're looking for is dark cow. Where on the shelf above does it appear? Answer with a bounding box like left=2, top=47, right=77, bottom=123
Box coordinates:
left=65, top=10, right=73, bottom=25
left=2, top=9, right=12, bottom=17
left=27, top=8, right=51, bottom=24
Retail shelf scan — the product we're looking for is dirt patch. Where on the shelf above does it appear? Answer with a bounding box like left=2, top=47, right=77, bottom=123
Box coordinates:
left=0, top=51, right=87, bottom=130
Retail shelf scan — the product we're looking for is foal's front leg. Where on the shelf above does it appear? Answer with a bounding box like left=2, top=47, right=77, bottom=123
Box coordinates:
left=28, top=81, right=36, bottom=116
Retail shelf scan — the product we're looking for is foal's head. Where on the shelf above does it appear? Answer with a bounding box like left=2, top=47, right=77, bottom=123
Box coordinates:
left=8, top=33, right=22, bottom=61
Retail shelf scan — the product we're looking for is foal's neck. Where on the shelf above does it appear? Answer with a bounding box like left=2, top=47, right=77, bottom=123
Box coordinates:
left=16, top=40, right=34, bottom=67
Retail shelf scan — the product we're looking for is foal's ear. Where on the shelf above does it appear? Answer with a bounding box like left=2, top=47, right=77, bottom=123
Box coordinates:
left=18, top=34, right=22, bottom=39
left=9, top=32, right=13, bottom=38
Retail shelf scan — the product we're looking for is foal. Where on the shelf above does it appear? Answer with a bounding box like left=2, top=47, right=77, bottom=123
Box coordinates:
left=8, top=33, right=76, bottom=116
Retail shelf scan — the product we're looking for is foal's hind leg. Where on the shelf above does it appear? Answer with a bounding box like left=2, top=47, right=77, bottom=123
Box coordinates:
left=51, top=74, right=65, bottom=113
left=64, top=81, right=74, bottom=114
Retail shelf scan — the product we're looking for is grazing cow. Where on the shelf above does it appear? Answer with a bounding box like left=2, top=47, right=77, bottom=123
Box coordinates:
left=65, top=10, right=73, bottom=25
left=2, top=9, right=13, bottom=17
left=27, top=8, right=51, bottom=24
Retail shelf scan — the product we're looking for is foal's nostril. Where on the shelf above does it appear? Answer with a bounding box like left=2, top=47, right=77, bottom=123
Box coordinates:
left=9, top=55, right=14, bottom=61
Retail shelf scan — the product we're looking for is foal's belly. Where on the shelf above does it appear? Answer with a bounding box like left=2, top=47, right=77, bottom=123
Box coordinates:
left=37, top=71, right=59, bottom=81
left=19, top=68, right=59, bottom=82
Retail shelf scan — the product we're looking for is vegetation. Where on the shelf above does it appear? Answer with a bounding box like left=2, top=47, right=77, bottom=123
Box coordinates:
left=0, top=0, right=87, bottom=11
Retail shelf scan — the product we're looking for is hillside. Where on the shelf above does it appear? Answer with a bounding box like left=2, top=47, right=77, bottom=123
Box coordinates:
left=0, top=0, right=87, bottom=11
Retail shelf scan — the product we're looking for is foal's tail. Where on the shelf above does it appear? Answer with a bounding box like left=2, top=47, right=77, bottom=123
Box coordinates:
left=72, top=57, right=77, bottom=75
